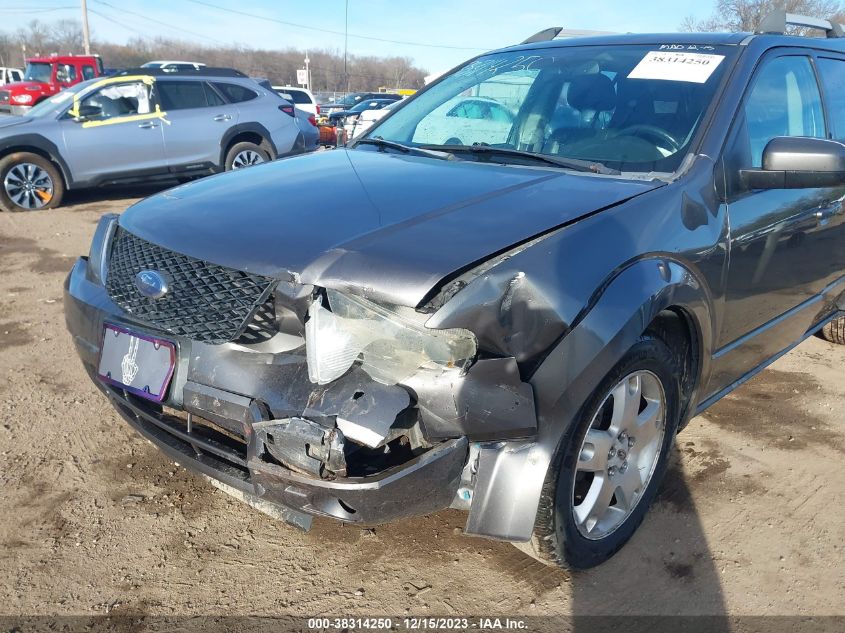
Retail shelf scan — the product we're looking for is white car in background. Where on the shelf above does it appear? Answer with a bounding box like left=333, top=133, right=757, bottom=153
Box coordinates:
left=411, top=96, right=515, bottom=146
left=351, top=99, right=401, bottom=139
left=0, top=67, right=23, bottom=86
left=141, top=61, right=207, bottom=72
left=273, top=86, right=319, bottom=117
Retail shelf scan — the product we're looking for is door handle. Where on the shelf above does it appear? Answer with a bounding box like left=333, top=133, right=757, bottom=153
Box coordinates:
left=213, top=114, right=232, bottom=122
left=138, top=121, right=159, bottom=129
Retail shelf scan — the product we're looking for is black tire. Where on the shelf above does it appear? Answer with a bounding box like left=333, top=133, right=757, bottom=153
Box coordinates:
left=818, top=316, right=845, bottom=345
left=224, top=141, right=270, bottom=171
left=0, top=152, right=64, bottom=212
left=518, top=334, right=682, bottom=569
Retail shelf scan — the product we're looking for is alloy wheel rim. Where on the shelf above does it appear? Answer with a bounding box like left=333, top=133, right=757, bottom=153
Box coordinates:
left=231, top=150, right=264, bottom=169
left=571, top=369, right=667, bottom=540
left=3, top=163, right=54, bottom=210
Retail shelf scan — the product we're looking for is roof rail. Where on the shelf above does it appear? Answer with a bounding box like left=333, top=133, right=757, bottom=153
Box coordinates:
left=756, top=9, right=845, bottom=37
left=117, top=67, right=247, bottom=78
left=521, top=27, right=563, bottom=44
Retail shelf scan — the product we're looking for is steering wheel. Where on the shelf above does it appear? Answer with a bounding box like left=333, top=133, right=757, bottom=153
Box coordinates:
left=617, top=124, right=681, bottom=153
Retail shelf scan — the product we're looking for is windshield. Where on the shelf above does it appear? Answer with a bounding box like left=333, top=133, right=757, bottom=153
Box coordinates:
left=365, top=44, right=735, bottom=174
left=338, top=93, right=364, bottom=106
left=23, top=62, right=53, bottom=84
left=351, top=100, right=387, bottom=112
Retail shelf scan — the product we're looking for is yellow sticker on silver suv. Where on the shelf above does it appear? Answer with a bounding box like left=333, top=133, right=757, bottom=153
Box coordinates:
left=628, top=51, right=725, bottom=84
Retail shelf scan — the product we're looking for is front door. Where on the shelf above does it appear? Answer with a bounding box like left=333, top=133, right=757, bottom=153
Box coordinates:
left=60, top=79, right=167, bottom=185
left=709, top=54, right=842, bottom=393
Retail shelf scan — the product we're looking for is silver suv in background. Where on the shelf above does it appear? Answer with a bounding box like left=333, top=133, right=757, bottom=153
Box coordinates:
left=0, top=67, right=318, bottom=211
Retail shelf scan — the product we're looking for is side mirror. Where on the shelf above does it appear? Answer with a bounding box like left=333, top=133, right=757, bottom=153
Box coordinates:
left=73, top=104, right=102, bottom=121
left=741, top=136, right=845, bottom=189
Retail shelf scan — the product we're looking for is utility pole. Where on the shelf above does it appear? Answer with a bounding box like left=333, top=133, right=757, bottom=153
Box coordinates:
left=304, top=50, right=311, bottom=91
left=80, top=0, right=91, bottom=54
left=343, top=0, right=349, bottom=93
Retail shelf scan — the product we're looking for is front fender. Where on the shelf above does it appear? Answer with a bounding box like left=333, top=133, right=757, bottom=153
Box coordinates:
left=464, top=257, right=713, bottom=541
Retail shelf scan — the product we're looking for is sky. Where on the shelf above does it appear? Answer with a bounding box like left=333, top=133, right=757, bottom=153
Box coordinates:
left=1, top=0, right=717, bottom=73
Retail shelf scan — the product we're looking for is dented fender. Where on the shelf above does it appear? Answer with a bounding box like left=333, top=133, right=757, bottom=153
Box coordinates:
left=463, top=257, right=713, bottom=541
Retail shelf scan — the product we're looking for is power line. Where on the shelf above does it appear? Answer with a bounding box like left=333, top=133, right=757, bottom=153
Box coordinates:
left=0, top=6, right=76, bottom=13
left=87, top=8, right=139, bottom=34
left=92, top=0, right=225, bottom=44
left=184, top=0, right=490, bottom=51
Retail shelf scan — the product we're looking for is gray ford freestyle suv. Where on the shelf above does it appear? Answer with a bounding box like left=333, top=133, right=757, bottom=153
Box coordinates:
left=0, top=68, right=318, bottom=211
left=65, top=12, right=845, bottom=569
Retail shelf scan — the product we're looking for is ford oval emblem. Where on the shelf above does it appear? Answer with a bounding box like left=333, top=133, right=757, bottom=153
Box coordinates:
left=134, top=270, right=169, bottom=299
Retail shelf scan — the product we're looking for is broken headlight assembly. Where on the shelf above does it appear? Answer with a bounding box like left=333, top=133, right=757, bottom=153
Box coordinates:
left=86, top=213, right=119, bottom=286
left=306, top=289, right=477, bottom=385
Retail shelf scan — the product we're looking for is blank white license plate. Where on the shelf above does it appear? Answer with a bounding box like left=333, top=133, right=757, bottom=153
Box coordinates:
left=97, top=324, right=176, bottom=402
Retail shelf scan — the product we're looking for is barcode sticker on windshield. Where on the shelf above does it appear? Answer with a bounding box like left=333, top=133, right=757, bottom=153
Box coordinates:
left=628, top=51, right=725, bottom=83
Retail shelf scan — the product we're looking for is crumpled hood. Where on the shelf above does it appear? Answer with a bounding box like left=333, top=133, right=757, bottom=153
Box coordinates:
left=120, top=149, right=663, bottom=307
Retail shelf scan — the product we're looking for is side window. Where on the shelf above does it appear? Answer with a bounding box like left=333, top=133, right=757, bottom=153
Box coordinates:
left=56, top=64, right=77, bottom=84
left=488, top=103, right=514, bottom=123
left=817, top=58, right=845, bottom=141
left=213, top=82, right=258, bottom=103
left=81, top=65, right=96, bottom=80
left=203, top=83, right=225, bottom=107
left=157, top=80, right=209, bottom=110
left=75, top=81, right=152, bottom=121
left=448, top=101, right=481, bottom=119
left=743, top=56, right=826, bottom=167
left=279, top=89, right=312, bottom=105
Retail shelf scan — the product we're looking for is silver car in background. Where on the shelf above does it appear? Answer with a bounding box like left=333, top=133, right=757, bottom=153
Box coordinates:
left=0, top=67, right=318, bottom=211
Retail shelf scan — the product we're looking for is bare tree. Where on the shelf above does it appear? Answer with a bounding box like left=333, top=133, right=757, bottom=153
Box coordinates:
left=50, top=20, right=85, bottom=54
left=15, top=20, right=52, bottom=57
left=0, top=18, right=428, bottom=92
left=682, top=0, right=845, bottom=32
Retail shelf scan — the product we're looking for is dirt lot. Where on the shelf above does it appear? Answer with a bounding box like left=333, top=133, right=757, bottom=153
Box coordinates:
left=1, top=186, right=844, bottom=624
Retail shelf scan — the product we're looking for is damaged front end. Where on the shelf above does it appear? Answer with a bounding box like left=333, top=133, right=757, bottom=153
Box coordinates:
left=65, top=229, right=538, bottom=531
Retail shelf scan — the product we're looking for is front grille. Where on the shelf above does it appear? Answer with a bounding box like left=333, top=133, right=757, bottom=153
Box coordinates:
left=0, top=91, right=9, bottom=104
left=106, top=228, right=276, bottom=343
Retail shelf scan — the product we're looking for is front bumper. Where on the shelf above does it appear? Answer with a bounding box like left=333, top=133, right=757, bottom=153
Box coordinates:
left=64, top=257, right=467, bottom=528
left=0, top=104, right=33, bottom=116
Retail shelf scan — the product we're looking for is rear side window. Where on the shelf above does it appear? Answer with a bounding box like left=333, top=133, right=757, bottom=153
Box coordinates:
left=743, top=56, right=826, bottom=167
left=82, top=65, right=96, bottom=80
left=157, top=80, right=216, bottom=109
left=817, top=58, right=845, bottom=141
left=213, top=82, right=258, bottom=103
left=278, top=89, right=312, bottom=104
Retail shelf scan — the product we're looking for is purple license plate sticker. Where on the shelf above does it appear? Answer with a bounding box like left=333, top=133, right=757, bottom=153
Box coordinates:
left=97, top=324, right=176, bottom=402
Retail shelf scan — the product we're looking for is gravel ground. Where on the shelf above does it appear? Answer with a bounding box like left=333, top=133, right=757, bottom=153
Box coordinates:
left=1, top=186, right=844, bottom=625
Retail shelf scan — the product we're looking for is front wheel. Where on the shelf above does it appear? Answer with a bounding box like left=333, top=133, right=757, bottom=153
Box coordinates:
left=818, top=316, right=845, bottom=345
left=225, top=142, right=270, bottom=171
left=518, top=334, right=681, bottom=569
left=0, top=152, right=64, bottom=211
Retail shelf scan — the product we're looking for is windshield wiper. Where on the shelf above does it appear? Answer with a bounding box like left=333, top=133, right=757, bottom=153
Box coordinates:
left=420, top=143, right=619, bottom=175
left=355, top=137, right=454, bottom=160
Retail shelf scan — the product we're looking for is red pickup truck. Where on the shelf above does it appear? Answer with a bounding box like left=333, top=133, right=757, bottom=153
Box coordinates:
left=0, top=54, right=104, bottom=116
